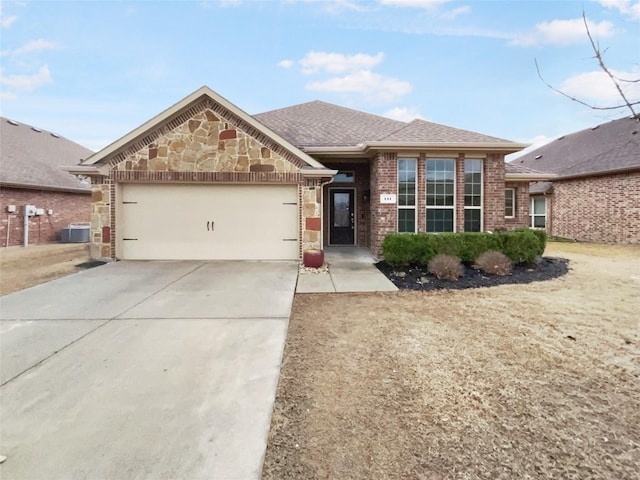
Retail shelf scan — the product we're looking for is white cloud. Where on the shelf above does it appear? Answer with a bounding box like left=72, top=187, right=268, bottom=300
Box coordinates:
left=440, top=5, right=471, bottom=19
left=596, top=0, right=640, bottom=21
left=0, top=65, right=52, bottom=91
left=12, top=39, right=58, bottom=55
left=300, top=51, right=384, bottom=74
left=378, top=0, right=451, bottom=9
left=0, top=91, right=18, bottom=102
left=0, top=5, right=17, bottom=28
left=306, top=69, right=412, bottom=103
left=383, top=106, right=424, bottom=122
left=511, top=18, right=614, bottom=47
left=278, top=59, right=294, bottom=69
left=560, top=68, right=640, bottom=103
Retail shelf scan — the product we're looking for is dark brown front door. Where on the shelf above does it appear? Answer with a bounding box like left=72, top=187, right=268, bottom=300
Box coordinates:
left=330, top=189, right=355, bottom=245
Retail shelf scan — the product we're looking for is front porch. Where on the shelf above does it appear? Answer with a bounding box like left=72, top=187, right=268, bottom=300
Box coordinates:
left=296, top=246, right=397, bottom=293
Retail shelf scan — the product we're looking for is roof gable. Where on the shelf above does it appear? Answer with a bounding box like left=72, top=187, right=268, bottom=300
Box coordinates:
left=0, top=117, right=92, bottom=193
left=515, top=116, right=640, bottom=178
left=82, top=86, right=325, bottom=170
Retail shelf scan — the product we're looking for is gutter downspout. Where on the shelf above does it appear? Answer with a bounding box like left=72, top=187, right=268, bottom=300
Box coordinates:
left=23, top=207, right=29, bottom=247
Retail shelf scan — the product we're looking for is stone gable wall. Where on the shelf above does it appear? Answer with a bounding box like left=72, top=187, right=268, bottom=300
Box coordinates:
left=89, top=108, right=325, bottom=259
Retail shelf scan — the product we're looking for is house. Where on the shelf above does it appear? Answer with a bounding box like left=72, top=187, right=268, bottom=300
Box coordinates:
left=514, top=116, right=640, bottom=243
left=68, top=86, right=549, bottom=261
left=0, top=117, right=93, bottom=247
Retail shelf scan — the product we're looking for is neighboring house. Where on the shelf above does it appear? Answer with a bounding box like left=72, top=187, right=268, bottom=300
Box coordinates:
left=69, top=86, right=549, bottom=260
left=514, top=116, right=640, bottom=243
left=0, top=117, right=93, bottom=247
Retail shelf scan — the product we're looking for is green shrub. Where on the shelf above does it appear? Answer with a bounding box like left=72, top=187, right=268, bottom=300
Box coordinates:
left=427, top=254, right=464, bottom=281
left=475, top=250, right=512, bottom=275
left=381, top=230, right=542, bottom=267
left=498, top=230, right=540, bottom=265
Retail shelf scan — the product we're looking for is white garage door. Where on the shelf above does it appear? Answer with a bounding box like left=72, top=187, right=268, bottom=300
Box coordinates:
left=118, top=184, right=298, bottom=260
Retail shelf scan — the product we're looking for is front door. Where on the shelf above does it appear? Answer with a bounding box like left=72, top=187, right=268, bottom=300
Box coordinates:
left=330, top=189, right=355, bottom=245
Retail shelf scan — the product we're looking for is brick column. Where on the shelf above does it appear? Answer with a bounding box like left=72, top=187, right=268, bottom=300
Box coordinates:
left=370, top=152, right=398, bottom=256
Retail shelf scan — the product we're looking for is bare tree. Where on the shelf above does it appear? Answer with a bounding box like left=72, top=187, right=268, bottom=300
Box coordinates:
left=535, top=11, right=639, bottom=119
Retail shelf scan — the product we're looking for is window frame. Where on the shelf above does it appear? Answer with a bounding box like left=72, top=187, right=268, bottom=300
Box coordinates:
left=397, top=158, right=417, bottom=233
left=530, top=196, right=546, bottom=229
left=463, top=158, right=483, bottom=232
left=425, top=158, right=456, bottom=233
left=333, top=170, right=355, bottom=183
left=505, top=188, right=516, bottom=219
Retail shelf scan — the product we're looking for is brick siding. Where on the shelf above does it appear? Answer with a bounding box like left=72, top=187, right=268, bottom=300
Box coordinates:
left=548, top=171, right=639, bottom=243
left=504, top=181, right=530, bottom=230
left=0, top=187, right=91, bottom=247
left=370, top=152, right=398, bottom=256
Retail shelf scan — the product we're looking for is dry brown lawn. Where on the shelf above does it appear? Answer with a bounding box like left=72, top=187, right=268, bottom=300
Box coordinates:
left=263, top=242, right=640, bottom=479
left=0, top=243, right=91, bottom=295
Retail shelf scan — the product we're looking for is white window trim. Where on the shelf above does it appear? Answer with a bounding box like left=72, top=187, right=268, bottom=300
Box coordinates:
left=505, top=188, right=516, bottom=219
left=464, top=159, right=483, bottom=232
left=530, top=196, right=546, bottom=229
left=397, top=158, right=417, bottom=233
left=425, top=158, right=456, bottom=233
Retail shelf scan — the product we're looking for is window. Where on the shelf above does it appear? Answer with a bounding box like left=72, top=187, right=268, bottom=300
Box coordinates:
left=426, top=158, right=455, bottom=232
left=464, top=159, right=483, bottom=232
left=505, top=188, right=515, bottom=218
left=333, top=171, right=355, bottom=183
left=530, top=197, right=546, bottom=228
left=398, top=158, right=417, bottom=232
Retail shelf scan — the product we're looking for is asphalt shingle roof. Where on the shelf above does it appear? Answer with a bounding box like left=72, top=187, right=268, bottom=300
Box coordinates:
left=254, top=100, right=406, bottom=147
left=379, top=119, right=515, bottom=144
left=254, top=100, right=516, bottom=148
left=515, top=116, right=640, bottom=178
left=0, top=117, right=92, bottom=192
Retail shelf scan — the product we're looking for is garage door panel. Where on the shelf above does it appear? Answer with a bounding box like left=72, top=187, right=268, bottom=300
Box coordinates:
left=118, top=184, right=298, bottom=260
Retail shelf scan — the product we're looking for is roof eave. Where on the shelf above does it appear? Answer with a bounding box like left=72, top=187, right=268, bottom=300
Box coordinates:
left=63, top=165, right=109, bottom=177
left=505, top=173, right=558, bottom=182
left=555, top=165, right=640, bottom=181
left=300, top=167, right=339, bottom=178
left=0, top=181, right=91, bottom=194
left=303, top=142, right=529, bottom=156
left=366, top=141, right=529, bottom=153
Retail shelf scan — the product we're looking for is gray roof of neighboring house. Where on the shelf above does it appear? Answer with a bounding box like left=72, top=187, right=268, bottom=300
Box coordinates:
left=255, top=100, right=517, bottom=148
left=514, top=116, right=640, bottom=178
left=0, top=117, right=92, bottom=193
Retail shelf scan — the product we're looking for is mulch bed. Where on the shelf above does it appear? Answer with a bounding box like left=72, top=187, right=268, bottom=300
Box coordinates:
left=376, top=256, right=569, bottom=291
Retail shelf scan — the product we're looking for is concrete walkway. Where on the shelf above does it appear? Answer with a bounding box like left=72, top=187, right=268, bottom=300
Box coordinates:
left=0, top=260, right=297, bottom=480
left=296, top=247, right=398, bottom=293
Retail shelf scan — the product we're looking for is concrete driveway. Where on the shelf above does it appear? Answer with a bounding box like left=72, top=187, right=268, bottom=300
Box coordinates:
left=0, top=260, right=298, bottom=480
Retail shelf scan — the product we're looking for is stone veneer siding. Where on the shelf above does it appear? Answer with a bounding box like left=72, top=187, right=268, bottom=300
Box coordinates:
left=504, top=181, right=531, bottom=230
left=0, top=187, right=91, bottom=247
left=547, top=171, right=639, bottom=243
left=89, top=106, right=324, bottom=259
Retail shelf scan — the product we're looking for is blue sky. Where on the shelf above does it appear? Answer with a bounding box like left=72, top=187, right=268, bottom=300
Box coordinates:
left=1, top=0, right=639, bottom=159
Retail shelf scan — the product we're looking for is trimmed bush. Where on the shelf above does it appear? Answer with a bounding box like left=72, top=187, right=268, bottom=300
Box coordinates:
left=427, top=254, right=464, bottom=281
left=382, top=230, right=543, bottom=267
left=497, top=230, right=540, bottom=265
left=475, top=250, right=512, bottom=275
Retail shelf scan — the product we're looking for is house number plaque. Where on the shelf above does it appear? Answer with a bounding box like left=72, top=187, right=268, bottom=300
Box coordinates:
left=380, top=194, right=396, bottom=204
